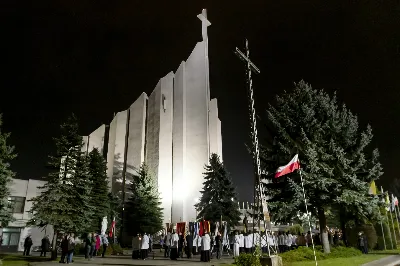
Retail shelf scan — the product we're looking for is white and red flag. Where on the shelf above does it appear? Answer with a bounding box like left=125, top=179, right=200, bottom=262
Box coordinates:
left=109, top=217, right=116, bottom=237
left=275, top=154, right=300, bottom=178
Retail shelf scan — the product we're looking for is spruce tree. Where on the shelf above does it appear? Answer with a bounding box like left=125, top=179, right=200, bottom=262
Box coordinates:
left=261, top=81, right=383, bottom=253
left=87, top=148, right=110, bottom=232
left=29, top=114, right=94, bottom=258
left=125, top=163, right=163, bottom=235
left=0, top=114, right=16, bottom=226
left=195, top=153, right=241, bottom=226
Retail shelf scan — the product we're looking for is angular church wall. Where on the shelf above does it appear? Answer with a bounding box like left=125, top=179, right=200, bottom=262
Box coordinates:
left=172, top=63, right=186, bottom=223
left=217, top=118, right=223, bottom=160
left=88, top=124, right=106, bottom=154
left=147, top=72, right=174, bottom=225
left=183, top=41, right=210, bottom=222
left=106, top=111, right=128, bottom=196
left=209, top=98, right=221, bottom=158
left=82, top=136, right=89, bottom=154
left=126, top=93, right=148, bottom=199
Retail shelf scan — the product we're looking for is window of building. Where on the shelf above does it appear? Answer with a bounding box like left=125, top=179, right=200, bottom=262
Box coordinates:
left=8, top=196, right=25, bottom=214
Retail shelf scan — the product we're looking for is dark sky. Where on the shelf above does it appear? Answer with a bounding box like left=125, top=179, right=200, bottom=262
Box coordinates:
left=1, top=1, right=399, bottom=202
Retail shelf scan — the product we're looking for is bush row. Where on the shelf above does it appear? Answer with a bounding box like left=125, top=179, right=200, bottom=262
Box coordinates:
left=73, top=243, right=123, bottom=256
left=234, top=246, right=362, bottom=265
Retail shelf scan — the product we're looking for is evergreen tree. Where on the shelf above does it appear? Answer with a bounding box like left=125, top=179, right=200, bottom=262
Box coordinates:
left=125, top=163, right=163, bottom=235
left=28, top=114, right=94, bottom=258
left=87, top=148, right=110, bottom=232
left=195, top=153, right=241, bottom=226
left=0, top=114, right=16, bottom=226
left=260, top=81, right=383, bottom=253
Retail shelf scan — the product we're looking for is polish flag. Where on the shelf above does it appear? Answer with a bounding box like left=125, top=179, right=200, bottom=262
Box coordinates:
left=275, top=154, right=300, bottom=178
left=109, top=217, right=116, bottom=237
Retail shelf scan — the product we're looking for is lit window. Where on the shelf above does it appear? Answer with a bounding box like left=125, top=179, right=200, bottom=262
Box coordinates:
left=8, top=196, right=25, bottom=214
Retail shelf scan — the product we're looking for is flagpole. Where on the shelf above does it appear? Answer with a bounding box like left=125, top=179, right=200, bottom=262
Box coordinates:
left=388, top=197, right=397, bottom=244
left=396, top=203, right=400, bottom=237
left=380, top=218, right=387, bottom=250
left=392, top=195, right=400, bottom=238
left=385, top=206, right=394, bottom=249
left=299, top=169, right=318, bottom=266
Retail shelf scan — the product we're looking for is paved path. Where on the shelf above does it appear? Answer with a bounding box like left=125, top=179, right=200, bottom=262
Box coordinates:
left=29, top=255, right=234, bottom=266
left=362, top=255, right=400, bottom=266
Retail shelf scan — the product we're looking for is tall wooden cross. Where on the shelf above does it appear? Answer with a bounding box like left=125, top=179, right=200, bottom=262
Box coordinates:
left=235, top=39, right=270, bottom=249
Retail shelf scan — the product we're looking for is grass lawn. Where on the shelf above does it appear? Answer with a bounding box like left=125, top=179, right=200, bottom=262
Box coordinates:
left=287, top=254, right=389, bottom=266
left=0, top=254, right=53, bottom=266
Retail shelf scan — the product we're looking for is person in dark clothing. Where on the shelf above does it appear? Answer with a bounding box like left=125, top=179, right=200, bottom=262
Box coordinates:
left=23, top=236, right=33, bottom=256
left=60, top=235, right=69, bottom=263
left=358, top=232, right=369, bottom=254
left=215, top=232, right=222, bottom=259
left=185, top=232, right=193, bottom=258
left=85, top=233, right=93, bottom=259
left=178, top=233, right=184, bottom=258
left=333, top=231, right=339, bottom=246
left=40, top=235, right=50, bottom=257
left=362, top=234, right=369, bottom=254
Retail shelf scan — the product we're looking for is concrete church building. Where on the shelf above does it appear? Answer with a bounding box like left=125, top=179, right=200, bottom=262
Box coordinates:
left=82, top=9, right=223, bottom=225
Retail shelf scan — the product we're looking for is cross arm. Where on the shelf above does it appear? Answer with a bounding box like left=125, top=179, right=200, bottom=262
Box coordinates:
left=234, top=47, right=260, bottom=74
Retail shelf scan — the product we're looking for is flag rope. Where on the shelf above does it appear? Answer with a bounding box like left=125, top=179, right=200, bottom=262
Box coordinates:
left=379, top=214, right=387, bottom=250
left=299, top=169, right=318, bottom=266
left=395, top=203, right=400, bottom=238
left=389, top=199, right=397, bottom=244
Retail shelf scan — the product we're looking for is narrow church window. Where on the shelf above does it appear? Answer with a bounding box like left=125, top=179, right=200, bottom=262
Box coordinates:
left=162, top=94, right=167, bottom=112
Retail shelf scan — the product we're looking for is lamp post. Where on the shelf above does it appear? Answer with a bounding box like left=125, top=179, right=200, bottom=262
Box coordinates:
left=195, top=198, right=199, bottom=221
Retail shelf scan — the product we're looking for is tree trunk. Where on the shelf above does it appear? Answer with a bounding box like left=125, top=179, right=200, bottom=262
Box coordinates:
left=51, top=229, right=58, bottom=260
left=318, top=208, right=331, bottom=253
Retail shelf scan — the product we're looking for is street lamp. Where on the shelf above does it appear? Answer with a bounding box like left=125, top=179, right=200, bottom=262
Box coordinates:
left=194, top=198, right=199, bottom=221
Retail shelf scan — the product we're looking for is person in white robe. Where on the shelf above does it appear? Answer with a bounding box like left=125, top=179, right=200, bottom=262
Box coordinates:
left=239, top=232, right=244, bottom=253
left=286, top=233, right=292, bottom=252
left=233, top=231, right=240, bottom=257
left=140, top=233, right=149, bottom=260
left=169, top=230, right=179, bottom=260
left=278, top=232, right=285, bottom=253
left=291, top=234, right=298, bottom=249
left=200, top=233, right=211, bottom=262
left=244, top=233, right=253, bottom=253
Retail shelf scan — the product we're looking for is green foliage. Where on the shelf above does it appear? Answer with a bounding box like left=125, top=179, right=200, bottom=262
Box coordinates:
left=286, top=224, right=304, bottom=235
left=374, top=218, right=397, bottom=250
left=87, top=148, right=110, bottom=232
left=28, top=114, right=94, bottom=235
left=280, top=246, right=361, bottom=263
left=126, top=163, right=163, bottom=235
left=0, top=114, right=16, bottom=226
left=99, top=243, right=123, bottom=255
left=234, top=253, right=261, bottom=266
left=260, top=81, right=383, bottom=253
left=195, top=153, right=241, bottom=226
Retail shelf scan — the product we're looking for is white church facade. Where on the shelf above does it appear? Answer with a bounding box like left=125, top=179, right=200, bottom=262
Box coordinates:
left=82, top=9, right=223, bottom=225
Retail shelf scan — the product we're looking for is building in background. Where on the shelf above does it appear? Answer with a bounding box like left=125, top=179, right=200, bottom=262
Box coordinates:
left=82, top=9, right=223, bottom=226
left=1, top=179, right=54, bottom=252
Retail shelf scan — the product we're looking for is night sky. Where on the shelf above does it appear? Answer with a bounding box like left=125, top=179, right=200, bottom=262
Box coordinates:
left=1, top=1, right=399, bottom=202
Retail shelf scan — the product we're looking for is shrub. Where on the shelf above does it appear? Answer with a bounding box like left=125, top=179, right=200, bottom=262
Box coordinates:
left=346, top=224, right=377, bottom=250
left=286, top=224, right=304, bottom=235
left=234, top=253, right=261, bottom=266
left=328, top=246, right=362, bottom=258
left=280, top=246, right=362, bottom=263
left=280, top=246, right=325, bottom=263
left=73, top=243, right=86, bottom=255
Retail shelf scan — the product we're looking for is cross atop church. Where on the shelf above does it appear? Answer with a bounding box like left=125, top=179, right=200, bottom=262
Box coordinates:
left=197, top=9, right=211, bottom=41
